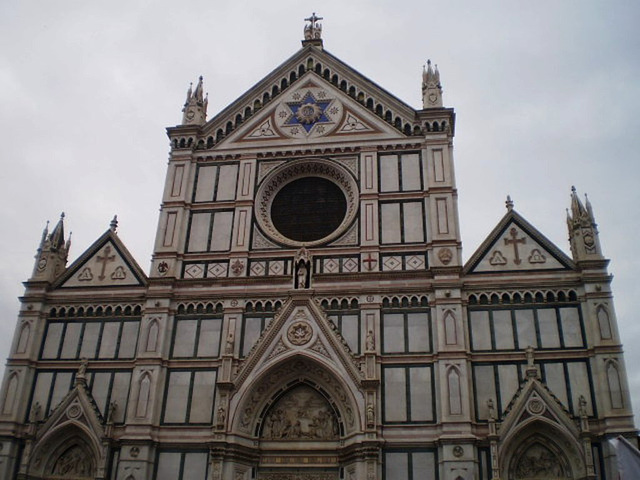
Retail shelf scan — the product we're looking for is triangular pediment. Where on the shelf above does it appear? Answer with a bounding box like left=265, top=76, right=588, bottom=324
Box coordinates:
left=235, top=293, right=363, bottom=390
left=464, top=209, right=575, bottom=274
left=218, top=72, right=405, bottom=148
left=55, top=229, right=147, bottom=288
left=499, top=375, right=579, bottom=444
left=184, top=45, right=425, bottom=149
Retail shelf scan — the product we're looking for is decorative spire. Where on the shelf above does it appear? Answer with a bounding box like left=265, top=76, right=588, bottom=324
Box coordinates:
left=505, top=195, right=514, bottom=211
left=302, top=12, right=323, bottom=47
left=567, top=186, right=603, bottom=260
left=181, top=76, right=208, bottom=126
left=31, top=212, right=71, bottom=282
left=422, top=59, right=443, bottom=108
left=110, top=215, right=118, bottom=233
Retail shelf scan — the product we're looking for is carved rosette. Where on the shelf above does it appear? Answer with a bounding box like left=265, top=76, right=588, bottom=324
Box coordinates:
left=287, top=321, right=313, bottom=346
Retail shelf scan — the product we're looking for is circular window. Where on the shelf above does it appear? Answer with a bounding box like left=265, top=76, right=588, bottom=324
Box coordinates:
left=255, top=159, right=358, bottom=247
left=271, top=177, right=347, bottom=242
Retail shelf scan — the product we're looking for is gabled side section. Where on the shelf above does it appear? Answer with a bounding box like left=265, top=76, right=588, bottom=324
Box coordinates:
left=54, top=228, right=147, bottom=288
left=21, top=373, right=111, bottom=479
left=464, top=206, right=575, bottom=274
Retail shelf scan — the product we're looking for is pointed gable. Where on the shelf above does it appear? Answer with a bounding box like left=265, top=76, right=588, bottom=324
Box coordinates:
left=219, top=72, right=403, bottom=148
left=177, top=44, right=430, bottom=150
left=55, top=229, right=147, bottom=288
left=235, top=294, right=363, bottom=390
left=464, top=208, right=575, bottom=274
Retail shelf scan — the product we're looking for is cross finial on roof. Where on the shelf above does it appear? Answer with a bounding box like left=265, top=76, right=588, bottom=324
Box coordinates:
left=303, top=12, right=323, bottom=44
left=506, top=195, right=514, bottom=211
left=110, top=215, right=118, bottom=233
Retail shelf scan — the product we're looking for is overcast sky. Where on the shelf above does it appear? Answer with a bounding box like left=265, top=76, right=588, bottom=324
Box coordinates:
left=1, top=1, right=639, bottom=421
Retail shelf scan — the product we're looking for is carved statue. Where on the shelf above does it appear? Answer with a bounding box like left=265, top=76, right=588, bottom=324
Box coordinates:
left=487, top=398, right=496, bottom=420
left=77, top=358, right=88, bottom=379
left=297, top=262, right=308, bottom=289
left=217, top=406, right=226, bottom=427
left=366, top=403, right=375, bottom=428
left=225, top=330, right=235, bottom=354
left=303, top=12, right=323, bottom=40
left=366, top=330, right=375, bottom=352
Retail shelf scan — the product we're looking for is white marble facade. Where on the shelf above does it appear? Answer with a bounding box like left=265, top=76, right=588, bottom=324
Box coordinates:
left=0, top=18, right=635, bottom=480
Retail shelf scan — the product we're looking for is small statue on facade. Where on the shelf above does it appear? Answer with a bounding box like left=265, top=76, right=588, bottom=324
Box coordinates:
left=107, top=401, right=117, bottom=424
left=366, top=330, right=375, bottom=352
left=225, top=330, right=235, bottom=355
left=294, top=247, right=312, bottom=289
left=487, top=398, right=496, bottom=421
left=217, top=406, right=226, bottom=428
left=366, top=403, right=375, bottom=428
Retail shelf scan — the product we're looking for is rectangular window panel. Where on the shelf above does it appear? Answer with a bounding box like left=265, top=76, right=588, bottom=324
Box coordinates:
left=187, top=212, right=211, bottom=252
left=401, top=154, right=422, bottom=191
left=384, top=452, right=408, bottom=480
left=209, top=211, right=233, bottom=251
left=196, top=318, right=222, bottom=357
left=409, top=366, right=432, bottom=421
left=515, top=309, right=537, bottom=349
left=382, top=313, right=405, bottom=353
left=384, top=368, right=407, bottom=422
left=156, top=452, right=182, bottom=480
left=98, top=322, right=120, bottom=359
left=339, top=315, right=360, bottom=354
left=412, top=451, right=436, bottom=479
left=543, top=363, right=568, bottom=407
left=91, top=372, right=111, bottom=415
left=189, top=371, right=217, bottom=423
left=110, top=371, right=131, bottom=423
left=242, top=317, right=265, bottom=357
left=470, top=311, right=491, bottom=350
left=538, top=309, right=560, bottom=348
left=216, top=164, right=238, bottom=201
left=474, top=365, right=496, bottom=420
left=567, top=362, right=592, bottom=416
left=407, top=313, right=430, bottom=353
left=498, top=365, right=519, bottom=412
left=560, top=307, right=583, bottom=347
left=164, top=371, right=191, bottom=423
left=380, top=154, right=400, bottom=192
left=194, top=165, right=217, bottom=202
left=60, top=323, right=82, bottom=359
left=402, top=202, right=425, bottom=243
left=79, top=323, right=100, bottom=358
left=173, top=320, right=198, bottom=358
left=31, top=372, right=53, bottom=416
left=380, top=203, right=401, bottom=244
left=50, top=372, right=73, bottom=412
left=182, top=452, right=209, bottom=480
left=118, top=322, right=139, bottom=358
left=41, top=323, right=63, bottom=359
left=493, top=311, right=515, bottom=350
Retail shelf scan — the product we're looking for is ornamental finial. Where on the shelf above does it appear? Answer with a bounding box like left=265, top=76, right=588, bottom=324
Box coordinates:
left=506, top=195, right=514, bottom=211
left=303, top=12, right=323, bottom=45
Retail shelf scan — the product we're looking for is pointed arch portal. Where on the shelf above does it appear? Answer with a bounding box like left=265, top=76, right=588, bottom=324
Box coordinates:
left=232, top=357, right=363, bottom=480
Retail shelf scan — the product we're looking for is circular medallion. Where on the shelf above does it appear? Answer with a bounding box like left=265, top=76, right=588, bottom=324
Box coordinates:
left=526, top=398, right=545, bottom=415
left=453, top=445, right=464, bottom=458
left=66, top=404, right=82, bottom=419
left=287, top=321, right=313, bottom=346
left=255, top=159, right=358, bottom=247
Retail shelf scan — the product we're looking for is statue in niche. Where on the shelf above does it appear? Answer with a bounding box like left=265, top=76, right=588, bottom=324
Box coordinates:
left=294, top=247, right=312, bottom=289
left=366, top=330, right=375, bottom=352
left=262, top=385, right=338, bottom=440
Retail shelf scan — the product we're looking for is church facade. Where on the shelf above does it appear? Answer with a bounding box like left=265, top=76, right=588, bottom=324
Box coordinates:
left=0, top=17, right=635, bottom=480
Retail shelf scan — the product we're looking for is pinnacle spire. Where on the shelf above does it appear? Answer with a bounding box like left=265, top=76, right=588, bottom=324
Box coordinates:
left=567, top=186, right=603, bottom=260
left=181, top=76, right=208, bottom=126
left=422, top=59, right=443, bottom=108
left=31, top=212, right=71, bottom=282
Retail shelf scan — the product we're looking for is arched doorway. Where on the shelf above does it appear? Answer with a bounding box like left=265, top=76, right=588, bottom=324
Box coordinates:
left=508, top=435, right=572, bottom=479
left=232, top=358, right=364, bottom=480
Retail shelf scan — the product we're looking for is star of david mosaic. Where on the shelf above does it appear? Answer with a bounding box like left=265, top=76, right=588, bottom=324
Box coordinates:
left=285, top=91, right=332, bottom=133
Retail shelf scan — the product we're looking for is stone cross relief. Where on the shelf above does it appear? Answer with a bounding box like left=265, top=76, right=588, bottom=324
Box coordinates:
left=504, top=227, right=526, bottom=265
left=96, top=245, right=116, bottom=280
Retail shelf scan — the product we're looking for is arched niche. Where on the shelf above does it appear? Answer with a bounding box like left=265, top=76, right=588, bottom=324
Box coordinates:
left=232, top=356, right=362, bottom=438
left=29, top=424, right=101, bottom=480
left=500, top=421, right=585, bottom=480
